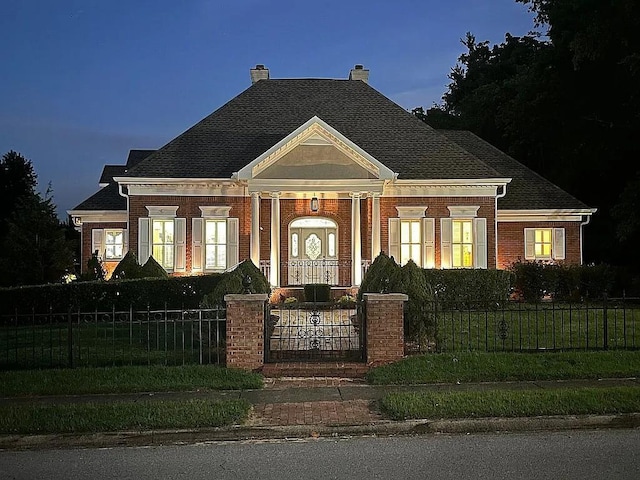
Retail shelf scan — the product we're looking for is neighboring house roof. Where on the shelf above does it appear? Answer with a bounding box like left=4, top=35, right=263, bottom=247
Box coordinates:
left=72, top=183, right=125, bottom=211
left=124, top=79, right=503, bottom=180
left=439, top=130, right=590, bottom=211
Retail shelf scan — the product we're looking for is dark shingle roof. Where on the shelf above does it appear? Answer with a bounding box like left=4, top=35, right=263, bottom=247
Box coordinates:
left=125, top=79, right=503, bottom=180
left=99, top=165, right=127, bottom=184
left=126, top=149, right=155, bottom=169
left=72, top=183, right=126, bottom=211
left=439, top=130, right=590, bottom=210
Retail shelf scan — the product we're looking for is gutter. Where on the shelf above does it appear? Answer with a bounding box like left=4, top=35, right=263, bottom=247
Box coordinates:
left=495, top=183, right=508, bottom=269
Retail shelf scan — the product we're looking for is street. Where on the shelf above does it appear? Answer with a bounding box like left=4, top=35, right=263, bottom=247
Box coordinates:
left=1, top=429, right=639, bottom=479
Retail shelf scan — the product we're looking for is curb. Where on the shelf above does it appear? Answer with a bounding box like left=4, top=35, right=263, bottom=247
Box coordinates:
left=2, top=413, right=639, bottom=451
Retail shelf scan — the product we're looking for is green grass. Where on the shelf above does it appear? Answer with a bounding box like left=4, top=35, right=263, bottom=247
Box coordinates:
left=366, top=350, right=640, bottom=385
left=0, top=399, right=251, bottom=434
left=379, top=386, right=640, bottom=420
left=0, top=364, right=263, bottom=397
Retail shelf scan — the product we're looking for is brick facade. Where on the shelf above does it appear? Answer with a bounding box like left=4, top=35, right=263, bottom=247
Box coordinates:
left=80, top=221, right=127, bottom=277
left=224, top=293, right=267, bottom=370
left=364, top=293, right=407, bottom=365
left=497, top=221, right=582, bottom=269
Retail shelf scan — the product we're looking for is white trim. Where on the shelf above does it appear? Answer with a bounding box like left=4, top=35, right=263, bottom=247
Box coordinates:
left=248, top=179, right=384, bottom=194
left=125, top=183, right=246, bottom=197
left=146, top=206, right=178, bottom=217
left=199, top=206, right=232, bottom=218
left=395, top=206, right=427, bottom=218
left=498, top=209, right=597, bottom=222
left=66, top=211, right=127, bottom=224
left=383, top=182, right=507, bottom=197
left=447, top=206, right=480, bottom=218
left=237, top=116, right=396, bottom=181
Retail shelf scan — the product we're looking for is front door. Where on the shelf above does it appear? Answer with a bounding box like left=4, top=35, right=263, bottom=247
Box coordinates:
left=288, top=217, right=338, bottom=285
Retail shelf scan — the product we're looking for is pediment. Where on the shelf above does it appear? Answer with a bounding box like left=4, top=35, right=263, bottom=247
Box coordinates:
left=236, top=116, right=395, bottom=181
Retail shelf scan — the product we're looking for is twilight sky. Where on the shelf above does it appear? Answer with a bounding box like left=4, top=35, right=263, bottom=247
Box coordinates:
left=0, top=0, right=537, bottom=219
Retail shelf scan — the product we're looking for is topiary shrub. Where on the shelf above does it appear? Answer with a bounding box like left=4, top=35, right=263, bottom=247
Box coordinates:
left=201, top=270, right=244, bottom=308
left=357, top=252, right=399, bottom=302
left=111, top=251, right=143, bottom=280
left=235, top=259, right=270, bottom=295
left=140, top=256, right=169, bottom=279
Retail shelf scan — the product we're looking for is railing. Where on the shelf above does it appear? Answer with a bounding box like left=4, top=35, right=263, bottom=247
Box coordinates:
left=259, top=259, right=371, bottom=286
left=0, top=305, right=226, bottom=370
left=409, top=297, right=640, bottom=354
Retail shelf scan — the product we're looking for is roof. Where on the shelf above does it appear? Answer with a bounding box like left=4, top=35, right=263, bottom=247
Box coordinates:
left=126, top=149, right=155, bottom=169
left=99, top=165, right=127, bottom=185
left=72, top=183, right=125, bottom=211
left=440, top=130, right=590, bottom=211
left=125, top=79, right=503, bottom=180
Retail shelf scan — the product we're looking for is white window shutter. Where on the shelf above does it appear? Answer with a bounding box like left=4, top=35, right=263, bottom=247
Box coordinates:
left=227, top=217, right=239, bottom=268
left=524, top=228, right=535, bottom=260
left=388, top=218, right=400, bottom=264
left=138, top=218, right=150, bottom=265
left=91, top=229, right=104, bottom=260
left=192, top=218, right=204, bottom=273
left=474, top=217, right=487, bottom=269
left=422, top=218, right=435, bottom=269
left=440, top=218, right=452, bottom=269
left=553, top=228, right=566, bottom=260
left=123, top=229, right=128, bottom=256
left=174, top=218, right=187, bottom=272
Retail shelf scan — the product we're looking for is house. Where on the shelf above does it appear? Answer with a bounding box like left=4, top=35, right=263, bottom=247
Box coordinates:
left=68, top=64, right=596, bottom=288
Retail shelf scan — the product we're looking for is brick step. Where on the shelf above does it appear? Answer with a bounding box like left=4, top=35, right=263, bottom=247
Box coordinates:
left=261, top=362, right=369, bottom=378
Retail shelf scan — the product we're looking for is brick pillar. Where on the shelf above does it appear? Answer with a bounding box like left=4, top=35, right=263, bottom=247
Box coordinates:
left=364, top=293, right=407, bottom=365
left=225, top=294, right=268, bottom=370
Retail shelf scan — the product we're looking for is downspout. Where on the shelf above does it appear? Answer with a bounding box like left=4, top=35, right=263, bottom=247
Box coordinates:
left=495, top=183, right=508, bottom=269
left=118, top=184, right=130, bottom=255
left=579, top=214, right=592, bottom=265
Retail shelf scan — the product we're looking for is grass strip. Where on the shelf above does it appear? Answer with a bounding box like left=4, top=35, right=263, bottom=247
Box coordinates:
left=379, top=386, right=640, bottom=420
left=366, top=350, right=640, bottom=385
left=0, top=399, right=251, bottom=434
left=0, top=365, right=263, bottom=397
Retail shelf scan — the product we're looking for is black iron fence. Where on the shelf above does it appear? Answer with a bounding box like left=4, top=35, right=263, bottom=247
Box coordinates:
left=412, top=296, right=640, bottom=353
left=0, top=305, right=226, bottom=370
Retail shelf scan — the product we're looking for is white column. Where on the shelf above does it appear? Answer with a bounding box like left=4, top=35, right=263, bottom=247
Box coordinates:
left=269, top=192, right=280, bottom=287
left=371, top=193, right=381, bottom=261
left=351, top=193, right=362, bottom=286
left=250, top=192, right=260, bottom=267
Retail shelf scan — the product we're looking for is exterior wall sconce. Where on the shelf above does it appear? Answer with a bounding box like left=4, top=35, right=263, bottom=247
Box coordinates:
left=310, top=196, right=319, bottom=212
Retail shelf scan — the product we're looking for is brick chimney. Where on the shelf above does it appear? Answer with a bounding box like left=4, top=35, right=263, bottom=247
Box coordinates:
left=349, top=64, right=369, bottom=83
left=250, top=64, right=269, bottom=84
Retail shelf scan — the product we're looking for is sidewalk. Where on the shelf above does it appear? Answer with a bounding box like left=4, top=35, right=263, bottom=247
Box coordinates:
left=1, top=376, right=639, bottom=450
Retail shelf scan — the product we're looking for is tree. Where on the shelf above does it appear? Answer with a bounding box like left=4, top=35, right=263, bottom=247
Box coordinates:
left=0, top=151, right=75, bottom=286
left=413, top=1, right=640, bottom=269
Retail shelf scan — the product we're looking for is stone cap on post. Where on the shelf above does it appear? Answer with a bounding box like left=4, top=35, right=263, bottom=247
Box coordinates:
left=363, top=293, right=408, bottom=302
left=224, top=294, right=269, bottom=302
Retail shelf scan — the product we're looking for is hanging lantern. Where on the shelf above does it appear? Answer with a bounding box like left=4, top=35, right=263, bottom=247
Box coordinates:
left=310, top=196, right=319, bottom=212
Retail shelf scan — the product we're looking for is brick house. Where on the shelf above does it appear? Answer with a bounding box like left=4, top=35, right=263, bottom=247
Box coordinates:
left=68, top=64, right=596, bottom=287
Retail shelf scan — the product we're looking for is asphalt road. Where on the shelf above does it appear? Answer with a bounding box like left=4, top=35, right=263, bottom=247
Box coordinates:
left=1, top=429, right=639, bottom=479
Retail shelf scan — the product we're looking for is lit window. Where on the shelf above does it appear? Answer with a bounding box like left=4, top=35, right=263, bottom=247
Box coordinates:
left=292, top=233, right=299, bottom=257
left=328, top=233, right=336, bottom=257
left=400, top=220, right=421, bottom=266
left=152, top=220, right=174, bottom=269
left=534, top=229, right=552, bottom=259
left=205, top=219, right=226, bottom=270
left=452, top=220, right=473, bottom=268
left=104, top=229, right=123, bottom=260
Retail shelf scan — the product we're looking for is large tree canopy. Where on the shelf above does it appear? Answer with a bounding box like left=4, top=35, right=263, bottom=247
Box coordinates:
left=417, top=0, right=640, bottom=269
left=0, top=151, right=75, bottom=286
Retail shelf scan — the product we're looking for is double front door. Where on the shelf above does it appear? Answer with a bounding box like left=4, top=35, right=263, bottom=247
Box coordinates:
left=288, top=217, right=338, bottom=285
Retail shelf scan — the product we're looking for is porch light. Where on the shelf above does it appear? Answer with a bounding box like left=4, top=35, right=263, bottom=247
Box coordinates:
left=310, top=196, right=319, bottom=212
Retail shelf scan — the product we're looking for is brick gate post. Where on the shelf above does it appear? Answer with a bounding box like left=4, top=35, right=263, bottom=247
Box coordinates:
left=364, top=293, right=407, bottom=365
left=224, top=294, right=268, bottom=371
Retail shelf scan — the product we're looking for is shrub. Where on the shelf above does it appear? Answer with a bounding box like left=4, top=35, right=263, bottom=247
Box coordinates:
left=358, top=252, right=399, bottom=302
left=200, top=261, right=271, bottom=308
left=303, top=283, right=331, bottom=303
left=111, top=251, right=142, bottom=280
left=140, top=256, right=169, bottom=279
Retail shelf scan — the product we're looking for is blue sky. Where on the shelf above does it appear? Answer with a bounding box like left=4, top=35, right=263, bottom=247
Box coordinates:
left=0, top=0, right=536, bottom=218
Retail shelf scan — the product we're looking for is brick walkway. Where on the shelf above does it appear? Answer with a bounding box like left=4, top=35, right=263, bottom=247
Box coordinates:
left=249, top=399, right=383, bottom=426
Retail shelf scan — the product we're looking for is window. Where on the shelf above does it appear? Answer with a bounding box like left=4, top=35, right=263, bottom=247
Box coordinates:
left=525, top=228, right=565, bottom=261
left=205, top=219, right=226, bottom=270
left=104, top=229, right=124, bottom=260
left=452, top=220, right=473, bottom=268
left=400, top=220, right=421, bottom=266
left=534, top=229, right=552, bottom=259
left=291, top=233, right=299, bottom=257
left=152, top=219, right=174, bottom=269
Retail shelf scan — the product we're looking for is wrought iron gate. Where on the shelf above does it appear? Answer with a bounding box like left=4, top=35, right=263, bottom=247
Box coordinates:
left=265, top=301, right=365, bottom=362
